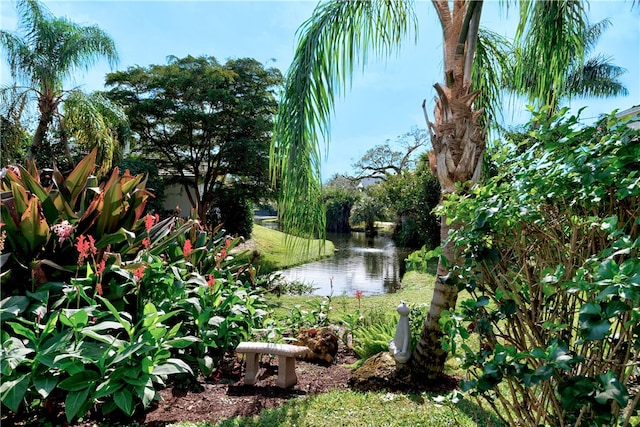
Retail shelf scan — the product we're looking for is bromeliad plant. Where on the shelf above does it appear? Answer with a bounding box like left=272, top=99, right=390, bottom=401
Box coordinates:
left=440, top=109, right=640, bottom=426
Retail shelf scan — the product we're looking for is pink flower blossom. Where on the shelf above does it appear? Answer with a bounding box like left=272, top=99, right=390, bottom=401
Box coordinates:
left=51, top=220, right=75, bottom=244
left=142, top=237, right=151, bottom=248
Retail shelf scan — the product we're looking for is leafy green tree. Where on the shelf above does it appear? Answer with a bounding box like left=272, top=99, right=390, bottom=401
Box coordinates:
left=375, top=153, right=440, bottom=249
left=106, top=55, right=283, bottom=221
left=0, top=0, right=126, bottom=173
left=270, top=0, right=591, bottom=379
left=349, top=191, right=387, bottom=237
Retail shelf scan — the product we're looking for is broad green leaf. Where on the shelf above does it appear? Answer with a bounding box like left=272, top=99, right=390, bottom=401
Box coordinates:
left=64, top=148, right=97, bottom=205
left=6, top=321, right=36, bottom=342
left=595, top=371, right=628, bottom=406
left=19, top=197, right=49, bottom=253
left=93, top=379, right=122, bottom=400
left=138, top=385, right=156, bottom=408
left=166, top=336, right=199, bottom=349
left=95, top=227, right=135, bottom=250
left=114, top=388, right=134, bottom=415
left=58, top=371, right=100, bottom=391
left=65, top=387, right=91, bottom=422
left=0, top=296, right=30, bottom=322
left=0, top=374, right=29, bottom=412
left=153, top=358, right=193, bottom=376
left=33, top=376, right=57, bottom=398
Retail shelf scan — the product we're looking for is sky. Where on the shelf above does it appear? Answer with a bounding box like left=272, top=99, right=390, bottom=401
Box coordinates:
left=1, top=0, right=638, bottom=181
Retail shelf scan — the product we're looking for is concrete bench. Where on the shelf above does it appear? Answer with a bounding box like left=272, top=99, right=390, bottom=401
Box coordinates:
left=236, top=342, right=309, bottom=388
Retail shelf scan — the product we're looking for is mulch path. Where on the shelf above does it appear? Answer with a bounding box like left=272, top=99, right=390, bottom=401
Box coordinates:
left=143, top=346, right=358, bottom=426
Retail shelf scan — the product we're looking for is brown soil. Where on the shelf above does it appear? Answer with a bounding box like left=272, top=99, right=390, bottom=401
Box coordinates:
left=142, top=345, right=359, bottom=426
left=5, top=340, right=459, bottom=426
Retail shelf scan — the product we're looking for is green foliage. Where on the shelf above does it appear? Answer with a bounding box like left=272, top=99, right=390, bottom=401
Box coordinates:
left=117, top=157, right=166, bottom=215
left=349, top=192, right=387, bottom=236
left=106, top=55, right=283, bottom=220
left=324, top=186, right=358, bottom=233
left=374, top=155, right=441, bottom=248
left=0, top=150, right=270, bottom=422
left=350, top=303, right=428, bottom=361
left=0, top=149, right=152, bottom=292
left=442, top=109, right=640, bottom=426
left=207, top=187, right=254, bottom=238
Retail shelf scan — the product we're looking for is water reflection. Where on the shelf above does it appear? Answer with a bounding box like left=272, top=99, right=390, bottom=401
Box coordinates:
left=277, top=232, right=411, bottom=297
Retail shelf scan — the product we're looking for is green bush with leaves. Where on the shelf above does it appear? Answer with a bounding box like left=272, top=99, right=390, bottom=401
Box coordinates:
left=1, top=151, right=270, bottom=423
left=441, top=109, right=639, bottom=426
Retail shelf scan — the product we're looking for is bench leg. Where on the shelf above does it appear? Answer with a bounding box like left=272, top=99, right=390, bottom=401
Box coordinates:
left=243, top=353, right=260, bottom=385
left=276, top=356, right=298, bottom=388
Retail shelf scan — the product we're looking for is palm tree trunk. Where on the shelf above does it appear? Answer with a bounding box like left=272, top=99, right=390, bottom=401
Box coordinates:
left=410, top=84, right=486, bottom=379
left=28, top=109, right=53, bottom=161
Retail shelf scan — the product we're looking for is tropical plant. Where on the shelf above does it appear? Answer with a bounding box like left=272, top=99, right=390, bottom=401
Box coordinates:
left=0, top=0, right=127, bottom=173
left=511, top=13, right=628, bottom=113
left=0, top=148, right=153, bottom=293
left=441, top=110, right=640, bottom=426
left=269, top=0, right=595, bottom=379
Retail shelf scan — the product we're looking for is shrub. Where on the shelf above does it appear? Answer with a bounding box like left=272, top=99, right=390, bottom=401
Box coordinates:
left=441, top=109, right=640, bottom=426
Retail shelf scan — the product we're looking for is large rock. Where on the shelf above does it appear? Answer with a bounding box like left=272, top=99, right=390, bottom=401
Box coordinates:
left=294, top=327, right=339, bottom=364
left=348, top=352, right=411, bottom=392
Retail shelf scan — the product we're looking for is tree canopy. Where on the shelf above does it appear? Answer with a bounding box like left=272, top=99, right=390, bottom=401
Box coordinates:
left=0, top=0, right=124, bottom=173
left=105, top=55, right=284, bottom=220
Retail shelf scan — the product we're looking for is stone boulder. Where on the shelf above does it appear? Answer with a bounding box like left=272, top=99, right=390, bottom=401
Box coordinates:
left=348, top=352, right=411, bottom=392
left=294, top=327, right=339, bottom=364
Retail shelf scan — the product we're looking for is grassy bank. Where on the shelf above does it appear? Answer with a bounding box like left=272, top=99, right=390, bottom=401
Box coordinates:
left=173, top=226, right=499, bottom=426
left=235, top=224, right=335, bottom=274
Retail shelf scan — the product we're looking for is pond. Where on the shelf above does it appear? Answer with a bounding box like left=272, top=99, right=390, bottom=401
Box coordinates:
left=276, top=231, right=412, bottom=297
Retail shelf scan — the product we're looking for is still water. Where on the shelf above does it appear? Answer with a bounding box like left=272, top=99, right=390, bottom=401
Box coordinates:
left=277, top=232, right=412, bottom=297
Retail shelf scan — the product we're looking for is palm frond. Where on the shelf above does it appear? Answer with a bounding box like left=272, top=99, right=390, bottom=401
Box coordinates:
left=513, top=0, right=588, bottom=110
left=564, top=54, right=629, bottom=99
left=271, top=0, right=417, bottom=243
left=471, top=27, right=512, bottom=127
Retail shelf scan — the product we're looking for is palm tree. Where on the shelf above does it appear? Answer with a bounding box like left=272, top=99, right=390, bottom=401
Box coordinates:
left=0, top=0, right=125, bottom=172
left=511, top=11, right=628, bottom=113
left=271, top=0, right=593, bottom=379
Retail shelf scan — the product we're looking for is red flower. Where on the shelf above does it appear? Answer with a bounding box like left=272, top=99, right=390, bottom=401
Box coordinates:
left=96, top=282, right=103, bottom=296
left=96, top=259, right=106, bottom=276
left=183, top=240, right=192, bottom=257
left=144, top=214, right=156, bottom=232
left=142, top=237, right=151, bottom=248
left=133, top=266, right=145, bottom=281
left=355, top=290, right=363, bottom=300
left=206, top=274, right=216, bottom=288
left=75, top=235, right=97, bottom=265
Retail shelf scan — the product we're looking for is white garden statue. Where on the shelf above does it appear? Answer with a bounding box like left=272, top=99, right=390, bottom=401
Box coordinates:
left=389, top=301, right=411, bottom=363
